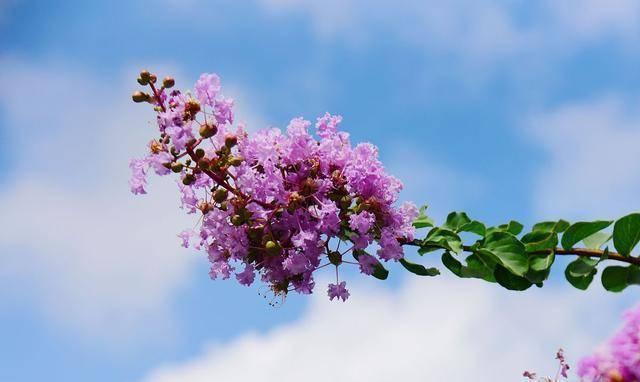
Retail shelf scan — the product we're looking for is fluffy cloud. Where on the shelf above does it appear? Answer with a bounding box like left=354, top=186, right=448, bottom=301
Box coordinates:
left=526, top=96, right=640, bottom=220
left=257, top=0, right=640, bottom=63
left=141, top=275, right=629, bottom=382
left=0, top=58, right=260, bottom=344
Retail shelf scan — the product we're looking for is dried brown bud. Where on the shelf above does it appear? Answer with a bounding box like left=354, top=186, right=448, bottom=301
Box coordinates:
left=182, top=173, right=195, bottom=185
left=132, top=91, right=150, bottom=103
left=199, top=123, right=218, bottom=138
left=328, top=251, right=342, bottom=266
left=225, top=134, right=238, bottom=148
left=139, top=70, right=151, bottom=81
left=162, top=76, right=175, bottom=88
left=171, top=162, right=183, bottom=173
left=300, top=178, right=318, bottom=196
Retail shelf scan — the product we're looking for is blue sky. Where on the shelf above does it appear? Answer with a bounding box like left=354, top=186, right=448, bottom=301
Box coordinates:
left=1, top=1, right=640, bottom=381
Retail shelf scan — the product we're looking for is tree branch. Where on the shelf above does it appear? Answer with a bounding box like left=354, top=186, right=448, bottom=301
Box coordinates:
left=402, top=240, right=640, bottom=267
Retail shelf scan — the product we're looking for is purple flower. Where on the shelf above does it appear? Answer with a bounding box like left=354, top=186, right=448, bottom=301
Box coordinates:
left=194, top=73, right=221, bottom=107
left=357, top=253, right=378, bottom=275
left=130, top=71, right=419, bottom=301
left=327, top=281, right=350, bottom=302
left=349, top=211, right=375, bottom=234
left=129, top=158, right=148, bottom=195
left=178, top=229, right=194, bottom=248
left=236, top=264, right=255, bottom=286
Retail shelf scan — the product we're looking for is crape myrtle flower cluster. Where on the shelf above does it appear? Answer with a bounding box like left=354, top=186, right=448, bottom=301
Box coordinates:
left=577, top=304, right=640, bottom=382
left=129, top=70, right=418, bottom=301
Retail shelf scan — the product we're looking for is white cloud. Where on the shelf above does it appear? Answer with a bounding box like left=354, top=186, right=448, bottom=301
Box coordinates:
left=0, top=58, right=261, bottom=344
left=526, top=96, right=640, bottom=220
left=257, top=0, right=640, bottom=63
left=140, top=275, right=629, bottom=382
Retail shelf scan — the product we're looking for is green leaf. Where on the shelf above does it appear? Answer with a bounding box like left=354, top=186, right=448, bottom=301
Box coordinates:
left=532, top=220, right=570, bottom=233
left=494, top=265, right=532, bottom=291
left=613, top=213, right=640, bottom=256
left=421, top=228, right=463, bottom=254
left=564, top=259, right=597, bottom=290
left=441, top=251, right=463, bottom=277
left=521, top=230, right=558, bottom=252
left=583, top=231, right=611, bottom=250
left=601, top=265, right=640, bottom=292
left=527, top=252, right=555, bottom=284
left=561, top=220, right=613, bottom=250
left=489, top=221, right=524, bottom=236
left=352, top=250, right=388, bottom=280
left=479, top=231, right=528, bottom=276
left=399, top=258, right=440, bottom=276
left=443, top=212, right=471, bottom=232
left=413, top=205, right=435, bottom=229
left=567, top=258, right=599, bottom=277
left=530, top=252, right=555, bottom=272
left=461, top=254, right=496, bottom=282
left=458, top=220, right=486, bottom=236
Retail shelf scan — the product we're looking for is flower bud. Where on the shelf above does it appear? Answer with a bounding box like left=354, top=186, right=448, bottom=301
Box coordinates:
left=139, top=70, right=151, bottom=81
left=137, top=76, right=148, bottom=85
left=171, top=162, right=184, bottom=173
left=225, top=135, right=238, bottom=148
left=195, top=148, right=206, bottom=158
left=219, top=201, right=228, bottom=211
left=197, top=158, right=209, bottom=169
left=248, top=226, right=264, bottom=241
left=231, top=215, right=244, bottom=226
left=228, top=156, right=243, bottom=167
left=132, top=91, right=150, bottom=103
left=199, top=123, right=218, bottom=138
left=300, top=178, right=318, bottom=196
left=265, top=240, right=282, bottom=256
left=339, top=195, right=352, bottom=210
left=182, top=173, right=195, bottom=185
left=328, top=251, right=342, bottom=266
left=149, top=74, right=157, bottom=84
left=213, top=188, right=228, bottom=203
left=162, top=76, right=175, bottom=88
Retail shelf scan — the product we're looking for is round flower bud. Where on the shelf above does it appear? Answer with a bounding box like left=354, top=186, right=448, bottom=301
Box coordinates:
left=231, top=215, right=244, bottom=226
left=195, top=148, right=206, bottom=158
left=339, top=195, right=352, bottom=210
left=225, top=135, right=238, bottom=148
left=149, top=74, right=157, bottom=84
left=213, top=188, right=228, bottom=203
left=139, top=70, right=151, bottom=81
left=162, top=76, right=175, bottom=88
left=171, top=162, right=184, bottom=173
left=328, top=251, right=342, bottom=266
left=300, top=178, right=318, bottom=196
left=219, top=201, right=228, bottom=211
left=137, top=76, right=148, bottom=85
left=265, top=241, right=282, bottom=256
left=197, top=158, right=209, bottom=169
left=132, top=91, right=150, bottom=103
left=199, top=123, right=217, bottom=138
left=182, top=174, right=195, bottom=185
